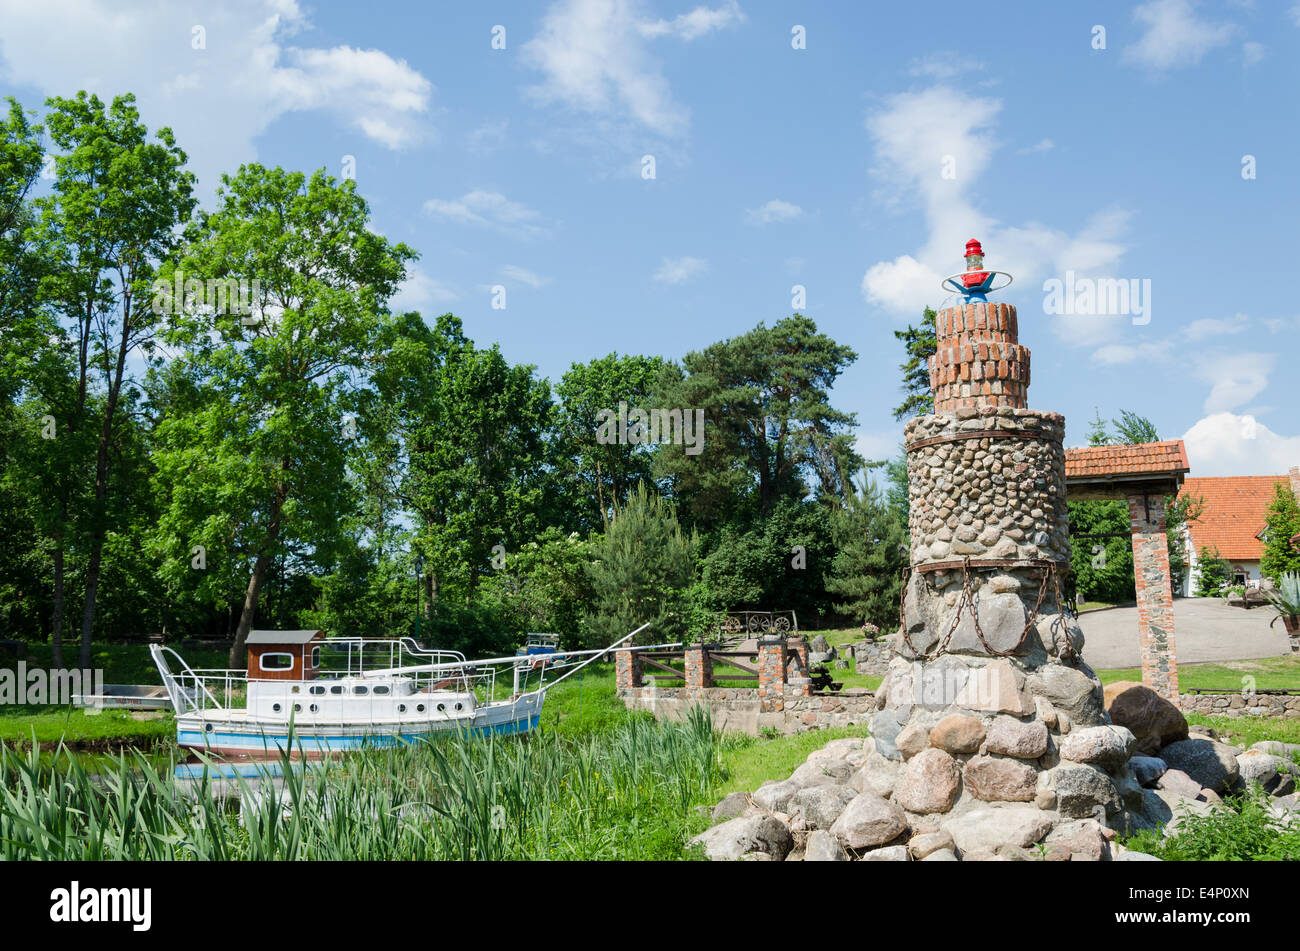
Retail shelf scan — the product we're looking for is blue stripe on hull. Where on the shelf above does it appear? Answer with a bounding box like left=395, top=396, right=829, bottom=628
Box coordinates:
left=177, top=714, right=539, bottom=754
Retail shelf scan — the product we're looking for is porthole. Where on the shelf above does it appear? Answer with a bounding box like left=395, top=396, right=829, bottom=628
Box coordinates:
left=330, top=685, right=344, bottom=695
left=204, top=722, right=214, bottom=733
left=398, top=704, right=407, bottom=713
left=436, top=703, right=446, bottom=713
left=272, top=703, right=281, bottom=712
left=353, top=686, right=369, bottom=696
left=373, top=685, right=390, bottom=695
left=416, top=704, right=425, bottom=713
left=293, top=704, right=302, bottom=713
left=310, top=704, right=319, bottom=713
left=310, top=686, right=326, bottom=696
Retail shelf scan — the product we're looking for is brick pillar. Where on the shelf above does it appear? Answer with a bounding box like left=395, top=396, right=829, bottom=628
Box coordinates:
left=1128, top=493, right=1180, bottom=699
left=786, top=637, right=813, bottom=697
left=1289, top=466, right=1299, bottom=502
left=614, top=648, right=642, bottom=690
left=928, top=302, right=1031, bottom=413
left=684, top=644, right=713, bottom=688
left=757, top=637, right=786, bottom=712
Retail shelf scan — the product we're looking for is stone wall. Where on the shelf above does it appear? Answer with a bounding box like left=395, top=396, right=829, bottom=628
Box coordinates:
left=851, top=639, right=895, bottom=677
left=617, top=685, right=875, bottom=736
left=905, top=408, right=1069, bottom=568
left=1179, top=692, right=1300, bottom=719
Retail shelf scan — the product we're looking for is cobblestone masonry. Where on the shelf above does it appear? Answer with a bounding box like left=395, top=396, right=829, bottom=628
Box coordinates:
left=1179, top=693, right=1300, bottom=719
left=1128, top=493, right=1180, bottom=698
left=617, top=685, right=875, bottom=736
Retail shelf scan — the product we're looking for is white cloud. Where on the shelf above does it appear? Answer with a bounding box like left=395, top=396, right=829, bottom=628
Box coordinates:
left=1195, top=352, right=1275, bottom=413
left=1242, top=41, right=1267, bottom=67
left=1181, top=412, right=1300, bottom=476
left=1184, top=313, right=1249, bottom=340
left=522, top=0, right=742, bottom=137
left=858, top=85, right=1131, bottom=342
left=423, top=190, right=550, bottom=238
left=1123, top=0, right=1236, bottom=71
left=654, top=255, right=708, bottom=284
left=1091, top=341, right=1173, bottom=365
left=746, top=199, right=804, bottom=225
left=390, top=266, right=459, bottom=313
left=907, top=53, right=983, bottom=80
left=638, top=0, right=744, bottom=40
left=1018, top=138, right=1055, bottom=154
left=0, top=0, right=433, bottom=194
left=500, top=265, right=551, bottom=288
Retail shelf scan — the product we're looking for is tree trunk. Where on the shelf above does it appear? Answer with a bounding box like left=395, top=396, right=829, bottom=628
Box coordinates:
left=51, top=541, right=65, bottom=669
left=227, top=485, right=286, bottom=668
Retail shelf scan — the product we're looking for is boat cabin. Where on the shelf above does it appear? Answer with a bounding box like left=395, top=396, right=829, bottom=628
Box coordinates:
left=247, top=629, right=325, bottom=681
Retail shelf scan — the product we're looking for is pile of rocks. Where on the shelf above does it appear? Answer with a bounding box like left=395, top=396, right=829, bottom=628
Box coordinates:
left=689, top=681, right=1300, bottom=861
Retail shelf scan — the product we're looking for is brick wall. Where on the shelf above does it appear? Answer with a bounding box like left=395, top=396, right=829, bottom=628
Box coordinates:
left=1128, top=493, right=1180, bottom=699
left=928, top=302, right=1030, bottom=413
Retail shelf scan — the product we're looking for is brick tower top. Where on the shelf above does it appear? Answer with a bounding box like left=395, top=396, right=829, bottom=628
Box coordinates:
left=929, top=240, right=1028, bottom=414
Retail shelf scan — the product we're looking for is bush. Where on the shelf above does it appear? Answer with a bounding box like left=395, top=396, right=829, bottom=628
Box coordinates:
left=1123, top=785, right=1300, bottom=861
left=1194, top=545, right=1230, bottom=597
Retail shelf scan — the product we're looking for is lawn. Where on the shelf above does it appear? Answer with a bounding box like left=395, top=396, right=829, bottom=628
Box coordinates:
left=1094, top=653, right=1300, bottom=692
left=0, top=641, right=226, bottom=749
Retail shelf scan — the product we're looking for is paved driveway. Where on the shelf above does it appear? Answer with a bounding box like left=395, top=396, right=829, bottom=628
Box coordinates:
left=1078, top=597, right=1292, bottom=670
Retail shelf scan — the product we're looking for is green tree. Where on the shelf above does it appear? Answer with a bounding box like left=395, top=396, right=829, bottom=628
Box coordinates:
left=152, top=163, right=414, bottom=666
left=825, top=478, right=908, bottom=628
left=1194, top=545, right=1230, bottom=597
left=653, top=314, right=862, bottom=527
left=1112, top=409, right=1160, bottom=445
left=555, top=352, right=667, bottom=532
left=1261, top=482, right=1300, bottom=583
left=1086, top=408, right=1111, bottom=446
left=585, top=482, right=696, bottom=646
left=891, top=307, right=937, bottom=422
left=28, top=91, right=195, bottom=666
left=1067, top=499, right=1135, bottom=605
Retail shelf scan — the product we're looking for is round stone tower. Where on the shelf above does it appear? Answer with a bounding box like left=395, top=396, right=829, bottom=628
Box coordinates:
left=863, top=241, right=1145, bottom=859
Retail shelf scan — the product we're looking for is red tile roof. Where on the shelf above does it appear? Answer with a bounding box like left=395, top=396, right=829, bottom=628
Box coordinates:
left=1178, top=475, right=1290, bottom=562
left=1064, top=440, right=1190, bottom=480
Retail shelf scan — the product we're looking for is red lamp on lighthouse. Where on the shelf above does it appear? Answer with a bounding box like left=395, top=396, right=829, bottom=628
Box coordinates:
left=941, top=238, right=1013, bottom=303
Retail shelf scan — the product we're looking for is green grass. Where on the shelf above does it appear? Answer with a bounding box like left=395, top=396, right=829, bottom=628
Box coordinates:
left=1123, top=785, right=1300, bottom=860
left=1095, top=654, right=1300, bottom=692
left=714, top=725, right=871, bottom=797
left=1184, top=713, right=1300, bottom=750
left=0, top=642, right=229, bottom=749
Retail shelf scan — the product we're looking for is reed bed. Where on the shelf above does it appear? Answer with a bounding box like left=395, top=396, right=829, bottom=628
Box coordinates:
left=0, top=707, right=726, bottom=861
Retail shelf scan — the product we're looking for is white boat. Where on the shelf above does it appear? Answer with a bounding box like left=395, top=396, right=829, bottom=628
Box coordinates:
left=150, top=625, right=649, bottom=756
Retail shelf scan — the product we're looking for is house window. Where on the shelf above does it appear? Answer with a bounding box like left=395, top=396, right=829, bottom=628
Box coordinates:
left=310, top=646, right=321, bottom=668
left=259, top=652, right=293, bottom=672
left=1232, top=568, right=1248, bottom=586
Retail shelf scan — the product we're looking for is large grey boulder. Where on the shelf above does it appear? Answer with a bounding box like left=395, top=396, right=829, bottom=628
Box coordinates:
left=861, top=845, right=910, bottom=861
left=964, top=755, right=1037, bottom=802
left=1129, top=755, right=1167, bottom=788
left=1160, top=738, right=1241, bottom=795
left=790, top=784, right=858, bottom=830
left=1156, top=767, right=1203, bottom=801
left=1059, top=725, right=1134, bottom=771
left=690, top=815, right=793, bottom=861
left=984, top=716, right=1049, bottom=759
left=942, top=804, right=1053, bottom=855
left=711, top=791, right=751, bottom=822
left=894, top=748, right=962, bottom=813
left=1052, top=762, right=1122, bottom=819
left=1027, top=662, right=1106, bottom=727
left=948, top=591, right=1029, bottom=656
left=870, top=708, right=908, bottom=761
left=789, top=757, right=856, bottom=788
left=829, top=791, right=908, bottom=850
left=803, top=828, right=847, bottom=861
left=752, top=779, right=799, bottom=813
left=1116, top=850, right=1162, bottom=861
left=851, top=750, right=901, bottom=798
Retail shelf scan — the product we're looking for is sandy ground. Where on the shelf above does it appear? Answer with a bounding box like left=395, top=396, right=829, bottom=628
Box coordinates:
left=1077, top=597, right=1292, bottom=670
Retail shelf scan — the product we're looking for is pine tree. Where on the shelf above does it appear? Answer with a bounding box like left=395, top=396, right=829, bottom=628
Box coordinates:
left=825, top=480, right=908, bottom=628
left=1194, top=546, right=1230, bottom=597
left=891, top=308, right=937, bottom=422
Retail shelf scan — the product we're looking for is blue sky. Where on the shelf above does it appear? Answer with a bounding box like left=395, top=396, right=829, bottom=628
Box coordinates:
left=2, top=0, right=1297, bottom=476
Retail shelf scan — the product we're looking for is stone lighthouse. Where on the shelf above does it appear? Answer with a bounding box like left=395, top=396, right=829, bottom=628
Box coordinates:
left=862, top=241, right=1146, bottom=856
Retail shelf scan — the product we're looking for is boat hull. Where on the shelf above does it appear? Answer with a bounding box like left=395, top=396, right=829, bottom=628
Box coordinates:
left=175, top=697, right=543, bottom=756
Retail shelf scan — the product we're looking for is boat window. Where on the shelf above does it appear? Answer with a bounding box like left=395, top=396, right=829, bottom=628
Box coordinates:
left=353, top=686, right=369, bottom=696
left=309, top=686, right=326, bottom=696
left=309, top=704, right=319, bottom=713
left=293, top=704, right=301, bottom=713
left=373, top=685, right=390, bottom=695
left=259, top=652, right=293, bottom=672
left=398, top=704, right=407, bottom=713
left=436, top=703, right=446, bottom=713
left=416, top=704, right=425, bottom=713
left=310, top=646, right=321, bottom=668
left=330, top=685, right=344, bottom=695
left=272, top=703, right=281, bottom=712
